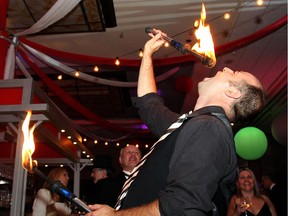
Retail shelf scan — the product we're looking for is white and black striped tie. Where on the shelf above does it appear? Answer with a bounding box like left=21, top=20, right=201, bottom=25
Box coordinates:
left=115, top=111, right=192, bottom=210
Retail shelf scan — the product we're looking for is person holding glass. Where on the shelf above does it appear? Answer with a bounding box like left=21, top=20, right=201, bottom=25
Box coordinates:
left=227, top=168, right=277, bottom=216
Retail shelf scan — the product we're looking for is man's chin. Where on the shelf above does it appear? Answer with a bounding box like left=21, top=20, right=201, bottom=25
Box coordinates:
left=129, top=163, right=138, bottom=167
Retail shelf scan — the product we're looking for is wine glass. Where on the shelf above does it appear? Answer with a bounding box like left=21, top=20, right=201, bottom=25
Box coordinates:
left=242, top=199, right=252, bottom=216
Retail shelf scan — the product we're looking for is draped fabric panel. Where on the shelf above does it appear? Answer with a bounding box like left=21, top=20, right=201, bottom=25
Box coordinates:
left=4, top=0, right=81, bottom=79
left=16, top=0, right=81, bottom=36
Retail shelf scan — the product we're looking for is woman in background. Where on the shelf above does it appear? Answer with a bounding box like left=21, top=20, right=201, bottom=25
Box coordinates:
left=32, top=167, right=78, bottom=216
left=227, top=168, right=277, bottom=216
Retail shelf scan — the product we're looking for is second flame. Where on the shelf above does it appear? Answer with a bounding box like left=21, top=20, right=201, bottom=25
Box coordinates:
left=22, top=111, right=37, bottom=172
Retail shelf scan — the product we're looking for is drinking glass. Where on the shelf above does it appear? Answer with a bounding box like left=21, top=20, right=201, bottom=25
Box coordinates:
left=243, top=200, right=252, bottom=216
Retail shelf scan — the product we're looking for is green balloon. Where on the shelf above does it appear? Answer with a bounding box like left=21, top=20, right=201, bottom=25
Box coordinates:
left=234, top=127, right=268, bottom=160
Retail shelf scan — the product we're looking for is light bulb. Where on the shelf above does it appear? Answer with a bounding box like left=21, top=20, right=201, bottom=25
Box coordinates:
left=224, top=12, right=230, bottom=20
left=257, top=0, right=264, bottom=6
left=115, top=57, right=120, bottom=65
left=138, top=49, right=143, bottom=57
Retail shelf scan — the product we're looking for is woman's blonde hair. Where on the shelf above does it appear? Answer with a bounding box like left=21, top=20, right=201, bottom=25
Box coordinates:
left=43, top=167, right=68, bottom=202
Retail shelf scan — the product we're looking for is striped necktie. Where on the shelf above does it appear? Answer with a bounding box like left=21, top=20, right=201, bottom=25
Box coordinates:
left=115, top=111, right=192, bottom=210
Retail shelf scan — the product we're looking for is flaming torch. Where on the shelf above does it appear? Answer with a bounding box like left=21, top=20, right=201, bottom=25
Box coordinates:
left=145, top=3, right=216, bottom=68
left=191, top=3, right=216, bottom=67
left=21, top=111, right=91, bottom=213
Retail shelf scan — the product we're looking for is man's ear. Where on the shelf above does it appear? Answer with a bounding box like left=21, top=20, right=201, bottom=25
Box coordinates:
left=225, top=87, right=241, bottom=99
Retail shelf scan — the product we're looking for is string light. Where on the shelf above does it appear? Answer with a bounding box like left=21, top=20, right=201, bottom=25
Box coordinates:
left=138, top=49, right=143, bottom=57
left=73, top=135, right=152, bottom=150
left=256, top=0, right=264, bottom=6
left=93, top=66, right=99, bottom=72
left=224, top=12, right=231, bottom=20
left=57, top=74, right=62, bottom=80
left=75, top=71, right=80, bottom=77
left=164, top=42, right=170, bottom=47
left=115, top=57, right=120, bottom=65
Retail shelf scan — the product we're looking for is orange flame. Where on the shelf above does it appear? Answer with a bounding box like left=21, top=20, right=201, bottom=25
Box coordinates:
left=22, top=111, right=37, bottom=172
left=192, top=3, right=216, bottom=65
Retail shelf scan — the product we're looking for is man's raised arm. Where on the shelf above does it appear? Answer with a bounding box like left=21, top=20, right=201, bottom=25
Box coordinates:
left=137, top=31, right=165, bottom=97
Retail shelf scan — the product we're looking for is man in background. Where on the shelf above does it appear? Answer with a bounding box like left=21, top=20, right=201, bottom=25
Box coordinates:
left=261, top=173, right=287, bottom=215
left=119, top=145, right=142, bottom=178
left=93, top=145, right=142, bottom=207
left=84, top=154, right=114, bottom=204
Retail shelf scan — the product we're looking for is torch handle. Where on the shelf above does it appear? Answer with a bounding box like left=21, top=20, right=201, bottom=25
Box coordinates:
left=145, top=27, right=216, bottom=68
left=52, top=181, right=91, bottom=213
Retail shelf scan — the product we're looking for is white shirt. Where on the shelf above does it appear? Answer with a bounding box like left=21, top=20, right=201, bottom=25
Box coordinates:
left=32, top=188, right=72, bottom=216
left=123, top=170, right=131, bottom=179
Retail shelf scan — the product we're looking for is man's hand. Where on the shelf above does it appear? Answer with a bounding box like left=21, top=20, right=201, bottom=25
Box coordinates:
left=144, top=29, right=166, bottom=57
left=137, top=29, right=167, bottom=97
left=85, top=204, right=116, bottom=216
left=84, top=200, right=160, bottom=216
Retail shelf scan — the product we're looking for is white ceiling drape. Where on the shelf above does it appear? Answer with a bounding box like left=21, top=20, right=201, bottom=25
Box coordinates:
left=4, top=0, right=81, bottom=79
left=22, top=44, right=180, bottom=87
